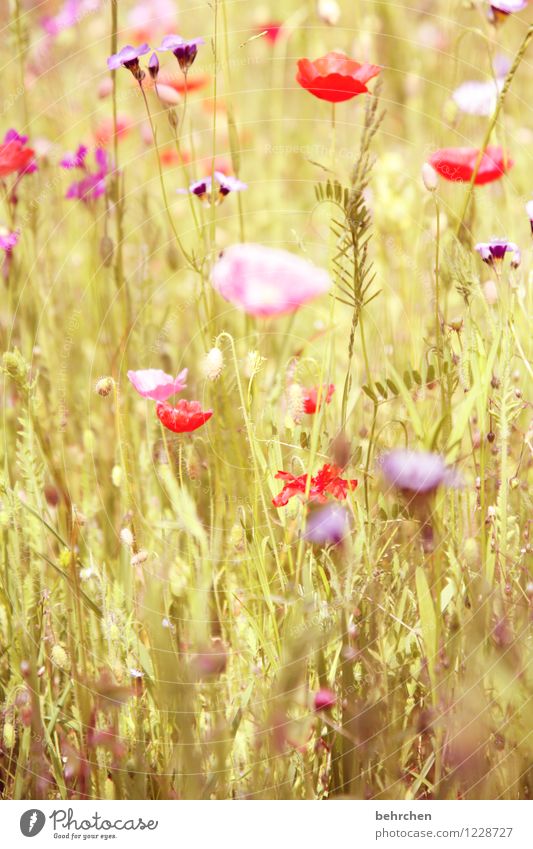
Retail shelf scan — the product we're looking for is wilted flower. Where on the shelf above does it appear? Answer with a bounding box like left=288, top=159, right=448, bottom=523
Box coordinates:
left=211, top=243, right=332, bottom=317
left=475, top=239, right=521, bottom=269
left=272, top=463, right=357, bottom=507
left=179, top=171, right=247, bottom=205
left=381, top=450, right=460, bottom=497
left=107, top=44, right=150, bottom=81
left=156, top=399, right=213, bottom=433
left=127, top=367, right=188, bottom=401
left=296, top=51, right=381, bottom=102
left=427, top=146, right=512, bottom=184
left=304, top=503, right=350, bottom=545
left=157, top=35, right=205, bottom=73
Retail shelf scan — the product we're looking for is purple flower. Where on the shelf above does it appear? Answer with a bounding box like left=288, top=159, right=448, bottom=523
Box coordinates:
left=41, top=0, right=99, bottom=36
left=475, top=239, right=521, bottom=269
left=157, top=35, right=205, bottom=73
left=179, top=171, right=247, bottom=205
left=381, top=450, right=460, bottom=496
left=0, top=227, right=20, bottom=253
left=490, top=0, right=528, bottom=22
left=148, top=52, right=160, bottom=80
left=304, top=504, right=350, bottom=546
left=107, top=44, right=150, bottom=81
left=452, top=79, right=503, bottom=117
left=60, top=144, right=88, bottom=169
left=65, top=148, right=109, bottom=203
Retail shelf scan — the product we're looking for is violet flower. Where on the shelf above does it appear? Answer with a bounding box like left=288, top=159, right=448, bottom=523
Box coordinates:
left=489, top=0, right=528, bottom=22
left=475, top=239, right=521, bottom=269
left=179, top=171, right=247, bottom=205
left=304, top=504, right=350, bottom=546
left=148, top=52, right=160, bottom=80
left=381, top=450, right=460, bottom=497
left=157, top=35, right=205, bottom=73
left=107, top=44, right=150, bottom=81
left=60, top=144, right=88, bottom=169
left=65, top=148, right=109, bottom=203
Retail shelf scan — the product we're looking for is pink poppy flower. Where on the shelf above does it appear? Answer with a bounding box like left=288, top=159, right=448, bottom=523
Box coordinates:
left=211, top=243, right=332, bottom=317
left=127, top=368, right=188, bottom=401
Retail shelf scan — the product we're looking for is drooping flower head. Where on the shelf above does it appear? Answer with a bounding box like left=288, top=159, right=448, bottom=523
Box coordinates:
left=211, top=243, right=332, bottom=317
left=157, top=35, right=205, bottom=73
left=381, top=450, right=460, bottom=498
left=304, top=503, right=350, bottom=545
left=296, top=52, right=381, bottom=103
left=0, top=227, right=20, bottom=254
left=526, top=200, right=533, bottom=234
left=427, top=145, right=512, bottom=185
left=272, top=463, right=357, bottom=508
left=489, top=1, right=528, bottom=25
left=127, top=368, right=188, bottom=401
left=475, top=239, right=521, bottom=269
left=107, top=44, right=150, bottom=81
left=0, top=130, right=35, bottom=178
left=156, top=399, right=213, bottom=433
left=180, top=171, right=247, bottom=206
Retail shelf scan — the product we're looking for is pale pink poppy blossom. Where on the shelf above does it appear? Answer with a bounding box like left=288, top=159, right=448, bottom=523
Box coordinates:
left=211, top=243, right=332, bottom=317
left=127, top=368, right=188, bottom=401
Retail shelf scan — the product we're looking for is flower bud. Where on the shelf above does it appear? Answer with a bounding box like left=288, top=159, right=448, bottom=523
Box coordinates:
left=95, top=376, right=114, bottom=397
left=421, top=163, right=438, bottom=192
left=202, top=347, right=224, bottom=381
left=317, top=0, right=341, bottom=25
left=51, top=644, right=70, bottom=671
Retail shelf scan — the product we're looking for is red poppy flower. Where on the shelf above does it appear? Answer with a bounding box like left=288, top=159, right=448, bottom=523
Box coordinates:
left=272, top=463, right=357, bottom=507
left=160, top=147, right=190, bottom=167
left=0, top=138, right=35, bottom=178
left=303, top=383, right=335, bottom=414
left=428, top=145, right=513, bottom=185
left=156, top=399, right=213, bottom=433
left=155, top=73, right=211, bottom=94
left=296, top=52, right=381, bottom=103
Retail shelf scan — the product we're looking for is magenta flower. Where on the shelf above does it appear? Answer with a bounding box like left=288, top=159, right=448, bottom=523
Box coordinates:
left=65, top=148, right=109, bottom=202
left=475, top=239, right=521, bottom=269
left=313, top=688, right=336, bottom=711
left=211, top=243, right=332, bottom=317
left=304, top=504, right=350, bottom=546
left=179, top=171, right=247, bottom=205
left=127, top=368, right=188, bottom=401
left=157, top=35, right=205, bottom=73
left=0, top=227, right=20, bottom=253
left=60, top=145, right=88, bottom=169
left=107, top=44, right=150, bottom=81
left=3, top=129, right=37, bottom=175
left=381, top=450, right=460, bottom=496
left=42, top=0, right=99, bottom=36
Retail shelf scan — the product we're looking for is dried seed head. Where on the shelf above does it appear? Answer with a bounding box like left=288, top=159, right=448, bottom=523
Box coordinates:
left=286, top=383, right=305, bottom=423
left=131, top=549, right=148, bottom=567
left=2, top=722, right=15, bottom=749
left=95, top=376, right=114, bottom=397
left=202, top=346, right=224, bottom=380
left=120, top=527, right=134, bottom=548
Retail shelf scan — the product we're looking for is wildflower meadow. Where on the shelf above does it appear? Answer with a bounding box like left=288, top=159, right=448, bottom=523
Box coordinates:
left=1, top=0, right=533, bottom=806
